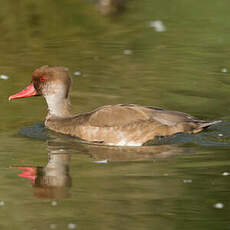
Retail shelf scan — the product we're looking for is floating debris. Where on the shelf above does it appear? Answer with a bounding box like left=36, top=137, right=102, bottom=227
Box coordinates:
left=123, top=49, right=133, bottom=55
left=149, top=20, right=166, bottom=32
left=51, top=201, right=57, bottom=206
left=221, top=68, right=228, bottom=73
left=218, top=133, right=223, bottom=137
left=0, top=201, right=5, bottom=206
left=68, top=223, right=76, bottom=229
left=183, top=179, right=192, bottom=183
left=94, top=159, right=108, bottom=164
left=73, top=71, right=81, bottom=76
left=50, top=224, right=57, bottom=229
left=163, top=173, right=169, bottom=176
left=222, top=172, right=230, bottom=176
left=214, top=202, right=224, bottom=209
left=0, top=75, right=9, bottom=80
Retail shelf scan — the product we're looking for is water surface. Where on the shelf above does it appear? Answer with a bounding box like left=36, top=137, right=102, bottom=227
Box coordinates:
left=0, top=0, right=230, bottom=229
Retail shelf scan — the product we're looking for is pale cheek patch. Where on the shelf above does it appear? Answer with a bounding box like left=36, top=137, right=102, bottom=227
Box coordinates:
left=43, top=83, right=66, bottom=97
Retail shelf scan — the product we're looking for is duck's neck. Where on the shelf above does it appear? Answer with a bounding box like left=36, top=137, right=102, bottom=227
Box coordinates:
left=45, top=94, right=72, bottom=118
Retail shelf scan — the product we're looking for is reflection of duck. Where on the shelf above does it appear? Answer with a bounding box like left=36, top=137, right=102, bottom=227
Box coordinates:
left=11, top=135, right=192, bottom=199
left=13, top=142, right=71, bottom=199
left=82, top=143, right=192, bottom=161
left=97, top=0, right=126, bottom=16
left=9, top=66, right=220, bottom=146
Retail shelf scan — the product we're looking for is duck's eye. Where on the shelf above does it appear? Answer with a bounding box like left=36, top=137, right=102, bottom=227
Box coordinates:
left=40, top=76, right=47, bottom=82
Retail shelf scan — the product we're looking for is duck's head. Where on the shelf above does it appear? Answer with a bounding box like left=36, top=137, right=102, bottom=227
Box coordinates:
left=9, top=65, right=71, bottom=101
left=9, top=66, right=72, bottom=117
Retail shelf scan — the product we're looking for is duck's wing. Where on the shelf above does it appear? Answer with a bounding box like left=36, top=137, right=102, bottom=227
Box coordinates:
left=86, top=104, right=161, bottom=127
left=86, top=104, right=220, bottom=131
left=85, top=104, right=194, bottom=127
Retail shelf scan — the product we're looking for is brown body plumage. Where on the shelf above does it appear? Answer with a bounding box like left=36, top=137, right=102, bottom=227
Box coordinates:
left=9, top=66, right=220, bottom=146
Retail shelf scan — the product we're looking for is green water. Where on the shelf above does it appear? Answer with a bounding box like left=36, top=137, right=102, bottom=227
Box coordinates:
left=0, top=0, right=230, bottom=229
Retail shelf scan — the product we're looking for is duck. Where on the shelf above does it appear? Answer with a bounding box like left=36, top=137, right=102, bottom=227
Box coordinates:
left=9, top=65, right=220, bottom=146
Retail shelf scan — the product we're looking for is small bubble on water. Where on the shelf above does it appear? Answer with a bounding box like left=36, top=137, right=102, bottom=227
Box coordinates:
left=51, top=201, right=57, bottom=206
left=214, top=202, right=224, bottom=209
left=221, top=68, right=228, bottom=73
left=222, top=172, right=230, bottom=176
left=0, top=201, right=5, bottom=206
left=123, top=50, right=132, bottom=55
left=218, top=133, right=223, bottom=137
left=73, top=71, right=81, bottom=76
left=183, top=179, right=192, bottom=183
left=0, top=75, right=9, bottom=80
left=68, top=223, right=76, bottom=229
left=50, top=224, right=56, bottom=229
left=149, top=20, right=166, bottom=32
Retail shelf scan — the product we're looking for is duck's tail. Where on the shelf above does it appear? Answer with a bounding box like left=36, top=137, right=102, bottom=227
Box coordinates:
left=198, top=120, right=222, bottom=129
left=189, top=120, right=222, bottom=134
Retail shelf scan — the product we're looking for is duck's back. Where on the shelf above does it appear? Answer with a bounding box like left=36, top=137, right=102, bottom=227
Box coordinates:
left=87, top=104, right=196, bottom=127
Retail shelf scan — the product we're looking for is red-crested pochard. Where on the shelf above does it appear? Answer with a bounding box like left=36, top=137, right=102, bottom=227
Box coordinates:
left=9, top=65, right=220, bottom=146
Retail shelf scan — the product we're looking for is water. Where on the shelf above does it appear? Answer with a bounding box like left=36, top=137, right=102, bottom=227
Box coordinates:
left=0, top=0, right=230, bottom=229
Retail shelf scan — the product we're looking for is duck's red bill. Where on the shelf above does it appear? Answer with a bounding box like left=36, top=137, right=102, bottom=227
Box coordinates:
left=9, top=83, right=37, bottom=100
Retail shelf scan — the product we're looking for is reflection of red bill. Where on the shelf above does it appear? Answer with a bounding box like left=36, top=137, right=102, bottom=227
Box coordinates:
left=12, top=166, right=36, bottom=184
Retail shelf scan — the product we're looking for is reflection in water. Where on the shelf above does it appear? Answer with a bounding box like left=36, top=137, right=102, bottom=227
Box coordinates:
left=79, top=143, right=192, bottom=161
left=96, top=0, right=126, bottom=16
left=13, top=141, right=72, bottom=199
left=12, top=132, right=193, bottom=199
